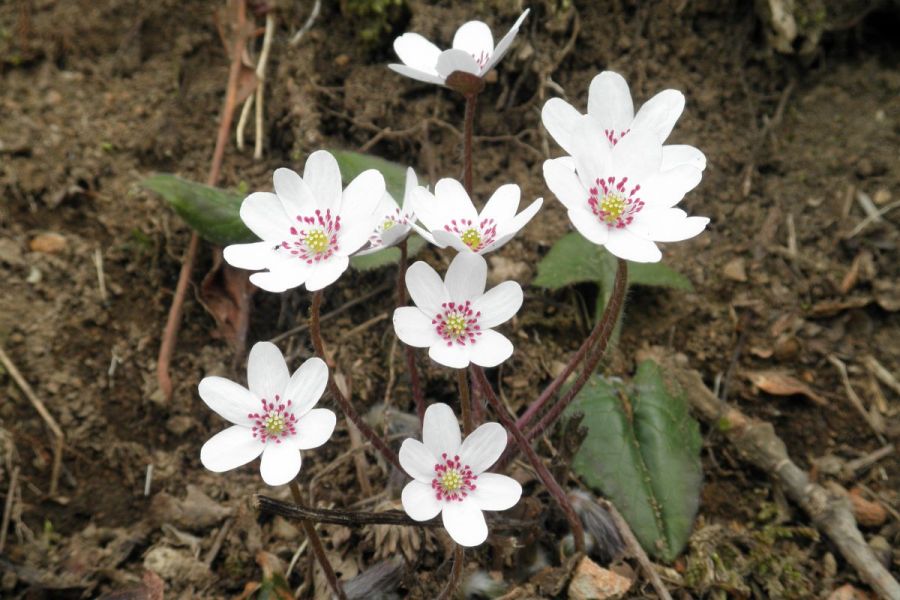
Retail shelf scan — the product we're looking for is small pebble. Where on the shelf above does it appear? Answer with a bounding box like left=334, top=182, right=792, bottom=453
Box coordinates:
left=29, top=232, right=67, bottom=254
left=723, top=257, right=747, bottom=282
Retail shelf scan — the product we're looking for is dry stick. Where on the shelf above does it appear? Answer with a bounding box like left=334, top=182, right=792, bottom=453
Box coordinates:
left=600, top=499, right=672, bottom=600
left=0, top=467, right=20, bottom=554
left=437, top=546, right=464, bottom=600
left=652, top=352, right=900, bottom=600
left=471, top=366, right=586, bottom=554
left=457, top=369, right=473, bottom=434
left=827, top=354, right=886, bottom=444
left=157, top=0, right=249, bottom=402
left=289, top=482, right=347, bottom=600
left=309, top=291, right=401, bottom=470
left=253, top=12, right=275, bottom=159
left=0, top=347, right=64, bottom=497
left=398, top=240, right=425, bottom=424
left=256, top=495, right=531, bottom=531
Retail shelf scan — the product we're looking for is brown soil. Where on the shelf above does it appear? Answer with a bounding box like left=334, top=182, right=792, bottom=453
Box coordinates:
left=1, top=0, right=898, bottom=598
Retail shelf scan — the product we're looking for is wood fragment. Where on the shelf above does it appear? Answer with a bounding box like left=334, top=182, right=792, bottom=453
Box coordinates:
left=0, top=347, right=64, bottom=497
left=827, top=355, right=886, bottom=443
left=863, top=356, right=900, bottom=397
left=203, top=517, right=233, bottom=567
left=599, top=499, right=672, bottom=600
left=0, top=466, right=20, bottom=554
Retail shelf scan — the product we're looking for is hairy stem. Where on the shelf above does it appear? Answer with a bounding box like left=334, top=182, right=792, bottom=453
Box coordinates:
left=471, top=366, right=585, bottom=553
left=398, top=240, right=425, bottom=424
left=437, top=545, right=464, bottom=600
left=457, top=369, right=473, bottom=434
left=310, top=291, right=401, bottom=470
left=157, top=0, right=249, bottom=401
left=289, top=481, right=347, bottom=600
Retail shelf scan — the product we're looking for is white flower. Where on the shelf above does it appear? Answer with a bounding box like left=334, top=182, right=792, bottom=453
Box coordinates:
left=399, top=403, right=521, bottom=547
left=354, top=167, right=417, bottom=256
left=393, top=252, right=522, bottom=369
left=223, top=150, right=385, bottom=292
left=389, top=9, right=530, bottom=86
left=198, top=342, right=336, bottom=487
left=542, top=71, right=707, bottom=171
left=543, top=115, right=709, bottom=263
left=411, top=179, right=542, bottom=254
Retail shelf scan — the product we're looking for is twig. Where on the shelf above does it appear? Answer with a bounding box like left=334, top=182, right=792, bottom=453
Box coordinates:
left=827, top=355, right=886, bottom=443
left=203, top=517, right=233, bottom=567
left=255, top=495, right=531, bottom=531
left=600, top=499, right=672, bottom=600
left=741, top=79, right=795, bottom=198
left=650, top=350, right=900, bottom=600
left=0, top=346, right=64, bottom=497
left=289, top=0, right=320, bottom=46
left=436, top=546, right=464, bottom=600
left=342, top=312, right=388, bottom=340
left=93, top=248, right=108, bottom=303
left=236, top=93, right=254, bottom=150
left=0, top=467, right=20, bottom=554
left=843, top=445, right=894, bottom=478
left=143, top=463, right=153, bottom=497
left=253, top=13, right=275, bottom=159
left=290, top=482, right=347, bottom=600
left=846, top=200, right=900, bottom=238
left=864, top=355, right=900, bottom=396
left=157, top=0, right=250, bottom=402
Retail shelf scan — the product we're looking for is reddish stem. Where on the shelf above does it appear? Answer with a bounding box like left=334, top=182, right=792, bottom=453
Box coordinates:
left=157, top=0, right=249, bottom=401
left=471, top=366, right=585, bottom=553
left=310, top=291, right=401, bottom=470
left=436, top=545, right=464, bottom=600
left=462, top=93, right=477, bottom=196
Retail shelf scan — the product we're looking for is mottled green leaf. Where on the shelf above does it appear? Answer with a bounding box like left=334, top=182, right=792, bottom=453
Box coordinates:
left=350, top=234, right=427, bottom=271
left=332, top=149, right=408, bottom=199
left=569, top=359, right=703, bottom=562
left=628, top=262, right=693, bottom=291
left=142, top=174, right=254, bottom=246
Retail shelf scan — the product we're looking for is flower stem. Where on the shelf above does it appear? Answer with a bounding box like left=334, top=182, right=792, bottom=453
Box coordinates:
left=437, top=545, right=465, bottom=600
left=470, top=366, right=586, bottom=553
left=398, top=240, right=425, bottom=424
left=462, top=93, right=478, bottom=196
left=310, top=291, right=401, bottom=470
left=457, top=369, right=473, bottom=434
left=289, top=481, right=347, bottom=600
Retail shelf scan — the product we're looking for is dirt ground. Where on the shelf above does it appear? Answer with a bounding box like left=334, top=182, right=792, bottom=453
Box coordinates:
left=1, top=0, right=898, bottom=598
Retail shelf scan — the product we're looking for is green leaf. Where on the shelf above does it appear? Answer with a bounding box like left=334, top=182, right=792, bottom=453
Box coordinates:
left=142, top=174, right=255, bottom=246
left=629, top=262, right=693, bottom=291
left=533, top=233, right=615, bottom=290
left=569, top=359, right=703, bottom=562
left=332, top=149, right=408, bottom=199
left=350, top=233, right=427, bottom=271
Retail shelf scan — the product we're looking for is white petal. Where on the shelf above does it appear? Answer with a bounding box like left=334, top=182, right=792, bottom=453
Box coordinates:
left=544, top=159, right=587, bottom=212
left=568, top=208, right=609, bottom=245
left=410, top=222, right=437, bottom=245
left=444, top=251, right=487, bottom=303
left=604, top=228, right=662, bottom=263
left=442, top=500, right=488, bottom=547
left=399, top=438, right=438, bottom=482
left=401, top=480, right=442, bottom=521
left=247, top=342, right=290, bottom=401
left=436, top=48, right=481, bottom=78
left=274, top=168, right=316, bottom=217
left=410, top=186, right=445, bottom=234
left=434, top=178, right=478, bottom=222
left=198, top=376, right=257, bottom=427
left=570, top=116, right=614, bottom=190
left=480, top=184, right=520, bottom=224
left=339, top=219, right=379, bottom=255
left=452, top=21, right=494, bottom=64
left=432, top=229, right=470, bottom=253
left=240, top=192, right=291, bottom=241
left=292, top=408, right=336, bottom=450
left=388, top=63, right=446, bottom=86
left=283, top=357, right=328, bottom=417
left=200, top=425, right=264, bottom=473
left=587, top=71, right=635, bottom=136
left=505, top=197, right=543, bottom=235
left=641, top=164, right=703, bottom=209
left=259, top=442, right=303, bottom=486
left=393, top=306, right=440, bottom=348
left=632, top=209, right=709, bottom=242
left=303, top=150, right=343, bottom=212
left=631, top=89, right=685, bottom=144
left=459, top=422, right=506, bottom=474
left=249, top=261, right=309, bottom=293
left=470, top=472, right=522, bottom=511
left=223, top=241, right=279, bottom=271
left=541, top=97, right=582, bottom=155
left=611, top=130, right=662, bottom=183
left=401, top=167, right=419, bottom=213
left=393, top=32, right=442, bottom=73
left=341, top=169, right=386, bottom=223
left=479, top=232, right=515, bottom=255
left=405, top=261, right=448, bottom=315
left=304, top=255, right=350, bottom=291
left=429, top=341, right=471, bottom=369
left=378, top=223, right=411, bottom=249
left=661, top=145, right=707, bottom=171
left=471, top=281, right=522, bottom=328
left=483, top=9, right=529, bottom=73
left=468, top=330, right=513, bottom=368
left=423, top=402, right=461, bottom=459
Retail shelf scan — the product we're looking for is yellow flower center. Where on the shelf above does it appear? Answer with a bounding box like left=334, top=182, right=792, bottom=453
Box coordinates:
left=600, top=194, right=626, bottom=223
left=445, top=314, right=467, bottom=338
left=440, top=469, right=463, bottom=492
left=460, top=228, right=482, bottom=250
left=265, top=414, right=286, bottom=435
left=305, top=228, right=329, bottom=254
left=382, top=218, right=395, bottom=231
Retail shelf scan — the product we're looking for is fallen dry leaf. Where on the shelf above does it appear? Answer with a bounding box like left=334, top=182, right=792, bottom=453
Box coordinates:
left=568, top=556, right=632, bottom=600
left=29, top=232, right=68, bottom=254
left=745, top=370, right=827, bottom=406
